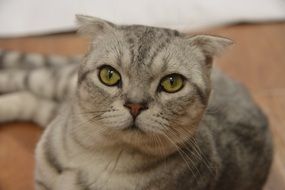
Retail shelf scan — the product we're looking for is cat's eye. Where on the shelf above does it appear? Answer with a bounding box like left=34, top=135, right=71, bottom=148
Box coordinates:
left=98, top=65, right=121, bottom=86
left=160, top=74, right=184, bottom=93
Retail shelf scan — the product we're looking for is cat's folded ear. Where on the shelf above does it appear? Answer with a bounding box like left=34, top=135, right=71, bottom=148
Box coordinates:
left=76, top=15, right=116, bottom=38
left=187, top=35, right=233, bottom=68
left=187, top=35, right=233, bottom=56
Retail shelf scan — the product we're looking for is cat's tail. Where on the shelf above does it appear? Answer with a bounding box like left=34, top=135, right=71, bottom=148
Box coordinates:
left=0, top=49, right=81, bottom=70
left=0, top=49, right=80, bottom=99
left=0, top=91, right=58, bottom=127
left=0, top=63, right=79, bottom=100
left=0, top=50, right=81, bottom=127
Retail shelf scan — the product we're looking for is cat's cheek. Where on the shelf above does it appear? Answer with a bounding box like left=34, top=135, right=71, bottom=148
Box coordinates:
left=158, top=85, right=191, bottom=103
left=104, top=101, right=133, bottom=130
left=101, top=112, right=133, bottom=130
left=135, top=113, right=161, bottom=134
left=116, top=116, right=133, bottom=130
left=176, top=101, right=205, bottom=129
left=135, top=116, right=149, bottom=132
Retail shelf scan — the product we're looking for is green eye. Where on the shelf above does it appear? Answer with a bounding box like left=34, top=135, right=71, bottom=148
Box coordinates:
left=99, top=65, right=121, bottom=86
left=160, top=74, right=184, bottom=93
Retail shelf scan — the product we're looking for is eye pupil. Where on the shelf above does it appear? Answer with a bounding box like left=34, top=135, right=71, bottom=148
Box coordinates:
left=169, top=77, right=175, bottom=86
left=108, top=70, right=113, bottom=79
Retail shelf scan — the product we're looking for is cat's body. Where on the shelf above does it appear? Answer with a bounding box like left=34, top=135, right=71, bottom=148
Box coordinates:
left=0, top=15, right=272, bottom=190
left=34, top=68, right=271, bottom=190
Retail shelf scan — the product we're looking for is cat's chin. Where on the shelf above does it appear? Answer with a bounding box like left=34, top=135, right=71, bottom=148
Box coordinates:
left=121, top=134, right=178, bottom=157
left=114, top=129, right=176, bottom=157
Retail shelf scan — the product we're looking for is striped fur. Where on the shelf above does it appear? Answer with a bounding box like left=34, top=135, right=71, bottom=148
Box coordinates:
left=0, top=15, right=272, bottom=190
left=0, top=50, right=80, bottom=126
left=0, top=91, right=56, bottom=126
left=0, top=50, right=81, bottom=69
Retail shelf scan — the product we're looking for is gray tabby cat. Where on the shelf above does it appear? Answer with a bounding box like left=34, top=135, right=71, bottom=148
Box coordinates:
left=0, top=15, right=272, bottom=190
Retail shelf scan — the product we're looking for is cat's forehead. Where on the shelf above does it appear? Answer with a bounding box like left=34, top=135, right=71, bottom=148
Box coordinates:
left=120, top=25, right=181, bottom=39
left=118, top=25, right=183, bottom=68
left=121, top=25, right=180, bottom=50
left=90, top=25, right=192, bottom=78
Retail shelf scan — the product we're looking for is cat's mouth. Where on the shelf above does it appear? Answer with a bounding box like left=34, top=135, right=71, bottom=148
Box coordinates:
left=123, top=124, right=144, bottom=133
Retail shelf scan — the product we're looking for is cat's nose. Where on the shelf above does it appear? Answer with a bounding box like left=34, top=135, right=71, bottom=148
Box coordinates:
left=124, top=101, right=148, bottom=119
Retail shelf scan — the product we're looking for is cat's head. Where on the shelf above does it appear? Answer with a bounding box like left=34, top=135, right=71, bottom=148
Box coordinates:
left=74, top=15, right=232, bottom=156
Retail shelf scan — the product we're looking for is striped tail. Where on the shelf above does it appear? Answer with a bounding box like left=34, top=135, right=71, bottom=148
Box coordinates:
left=0, top=91, right=58, bottom=127
left=0, top=50, right=81, bottom=127
left=0, top=49, right=82, bottom=69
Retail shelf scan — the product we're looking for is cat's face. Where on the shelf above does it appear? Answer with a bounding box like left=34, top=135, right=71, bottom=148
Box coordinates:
left=75, top=15, right=231, bottom=156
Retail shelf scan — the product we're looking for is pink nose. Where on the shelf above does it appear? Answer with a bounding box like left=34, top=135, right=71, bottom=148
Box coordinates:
left=124, top=102, right=148, bottom=118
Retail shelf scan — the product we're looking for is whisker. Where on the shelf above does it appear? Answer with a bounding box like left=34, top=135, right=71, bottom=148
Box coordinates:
left=167, top=121, right=214, bottom=175
left=95, top=114, right=124, bottom=121
left=164, top=129, right=201, bottom=178
left=155, top=134, right=168, bottom=170
left=166, top=122, right=213, bottom=175
left=155, top=128, right=198, bottom=179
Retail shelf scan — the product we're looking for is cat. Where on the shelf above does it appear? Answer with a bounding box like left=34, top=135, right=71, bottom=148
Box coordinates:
left=0, top=15, right=273, bottom=190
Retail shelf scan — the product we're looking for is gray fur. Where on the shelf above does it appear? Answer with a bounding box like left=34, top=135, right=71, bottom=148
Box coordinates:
left=0, top=15, right=272, bottom=190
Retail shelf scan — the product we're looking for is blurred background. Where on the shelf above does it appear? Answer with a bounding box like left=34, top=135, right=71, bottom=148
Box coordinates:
left=0, top=0, right=285, bottom=190
left=1, top=0, right=285, bottom=37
